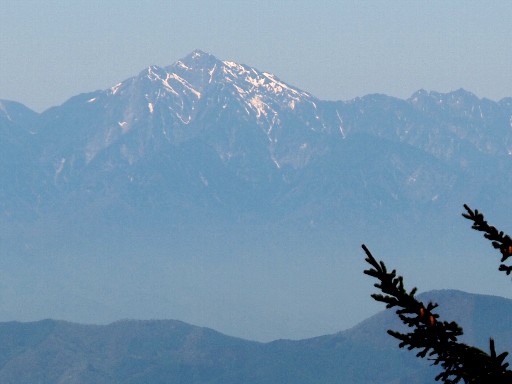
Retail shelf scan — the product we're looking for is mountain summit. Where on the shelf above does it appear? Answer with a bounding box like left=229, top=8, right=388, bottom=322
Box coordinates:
left=3, top=50, right=512, bottom=227
left=1, top=51, right=512, bottom=340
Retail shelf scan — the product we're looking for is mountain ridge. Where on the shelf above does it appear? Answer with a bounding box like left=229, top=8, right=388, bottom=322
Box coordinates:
left=4, top=50, right=512, bottom=226
left=0, top=289, right=508, bottom=383
left=1, top=50, right=512, bottom=341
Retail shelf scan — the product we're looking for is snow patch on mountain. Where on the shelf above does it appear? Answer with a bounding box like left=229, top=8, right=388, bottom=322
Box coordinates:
left=249, top=96, right=269, bottom=118
left=110, top=83, right=123, bottom=95
left=168, top=73, right=201, bottom=99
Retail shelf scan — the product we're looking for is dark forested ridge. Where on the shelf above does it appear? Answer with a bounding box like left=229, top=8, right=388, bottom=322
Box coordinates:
left=0, top=290, right=508, bottom=384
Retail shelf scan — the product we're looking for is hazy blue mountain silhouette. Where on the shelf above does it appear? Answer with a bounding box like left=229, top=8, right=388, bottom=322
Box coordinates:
left=0, top=290, right=508, bottom=384
left=1, top=51, right=512, bottom=341
left=2, top=51, right=512, bottom=230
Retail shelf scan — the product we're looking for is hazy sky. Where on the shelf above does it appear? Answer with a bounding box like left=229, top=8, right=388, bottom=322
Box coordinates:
left=1, top=0, right=512, bottom=112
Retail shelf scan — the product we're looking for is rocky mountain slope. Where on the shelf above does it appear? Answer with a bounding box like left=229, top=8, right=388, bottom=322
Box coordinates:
left=1, top=51, right=512, bottom=340
left=3, top=50, right=512, bottom=229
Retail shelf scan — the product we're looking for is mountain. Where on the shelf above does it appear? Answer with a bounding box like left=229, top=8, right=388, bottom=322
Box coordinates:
left=0, top=51, right=504, bottom=224
left=0, top=100, right=39, bottom=218
left=0, top=290, right=508, bottom=383
left=28, top=50, right=332, bottom=223
left=4, top=50, right=512, bottom=228
left=1, top=50, right=512, bottom=341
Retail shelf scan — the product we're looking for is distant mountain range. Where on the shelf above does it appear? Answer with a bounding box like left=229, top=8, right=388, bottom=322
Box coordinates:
left=0, top=290, right=509, bottom=384
left=1, top=50, right=512, bottom=341
left=2, top=49, right=512, bottom=229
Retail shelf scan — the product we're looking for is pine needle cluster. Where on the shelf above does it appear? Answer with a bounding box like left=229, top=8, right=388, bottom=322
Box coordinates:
left=362, top=205, right=512, bottom=383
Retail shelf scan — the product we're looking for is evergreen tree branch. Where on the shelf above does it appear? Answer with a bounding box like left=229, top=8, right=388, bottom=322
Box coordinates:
left=462, top=204, right=512, bottom=275
left=362, top=243, right=512, bottom=383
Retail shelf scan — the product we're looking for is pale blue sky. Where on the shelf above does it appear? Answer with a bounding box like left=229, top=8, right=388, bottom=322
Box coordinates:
left=1, top=0, right=512, bottom=112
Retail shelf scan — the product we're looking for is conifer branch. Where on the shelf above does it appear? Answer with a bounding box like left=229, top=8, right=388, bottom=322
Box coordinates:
left=462, top=204, right=512, bottom=275
left=362, top=243, right=512, bottom=383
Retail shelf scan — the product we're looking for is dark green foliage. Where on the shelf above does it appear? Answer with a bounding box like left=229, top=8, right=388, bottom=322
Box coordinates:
left=462, top=204, right=512, bottom=276
left=362, top=205, right=512, bottom=383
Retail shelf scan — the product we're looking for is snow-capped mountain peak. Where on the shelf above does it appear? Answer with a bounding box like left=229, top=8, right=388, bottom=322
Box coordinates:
left=97, top=51, right=328, bottom=151
left=41, top=51, right=336, bottom=176
left=38, top=50, right=512, bottom=198
left=4, top=51, right=512, bottom=241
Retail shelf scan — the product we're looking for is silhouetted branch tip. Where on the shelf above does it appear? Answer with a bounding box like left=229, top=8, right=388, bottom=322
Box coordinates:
left=362, top=206, right=512, bottom=382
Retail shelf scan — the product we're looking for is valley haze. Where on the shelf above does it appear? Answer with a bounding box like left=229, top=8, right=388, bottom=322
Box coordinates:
left=1, top=50, right=512, bottom=342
